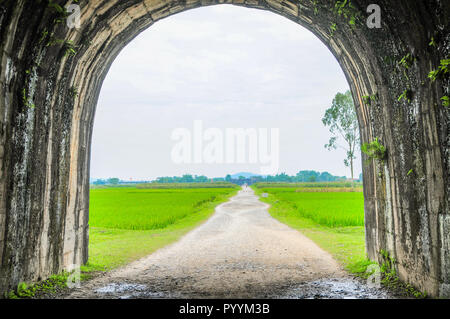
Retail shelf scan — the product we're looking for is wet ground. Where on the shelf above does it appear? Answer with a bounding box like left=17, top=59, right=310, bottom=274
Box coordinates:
left=86, top=277, right=392, bottom=299
left=65, top=187, right=394, bottom=299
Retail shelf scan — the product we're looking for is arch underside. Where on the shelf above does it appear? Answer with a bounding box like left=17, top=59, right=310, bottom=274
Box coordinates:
left=0, top=0, right=448, bottom=297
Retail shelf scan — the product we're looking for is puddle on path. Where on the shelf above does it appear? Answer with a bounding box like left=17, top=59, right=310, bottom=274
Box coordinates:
left=279, top=278, right=394, bottom=299
left=94, top=283, right=167, bottom=298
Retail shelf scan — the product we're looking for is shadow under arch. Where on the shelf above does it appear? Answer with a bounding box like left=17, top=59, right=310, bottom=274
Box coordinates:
left=0, top=0, right=448, bottom=297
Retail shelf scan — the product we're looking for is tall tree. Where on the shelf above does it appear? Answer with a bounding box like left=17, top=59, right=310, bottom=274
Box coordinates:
left=322, top=90, right=360, bottom=187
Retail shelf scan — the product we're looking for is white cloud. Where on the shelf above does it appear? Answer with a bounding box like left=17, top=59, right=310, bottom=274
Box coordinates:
left=91, top=5, right=358, bottom=181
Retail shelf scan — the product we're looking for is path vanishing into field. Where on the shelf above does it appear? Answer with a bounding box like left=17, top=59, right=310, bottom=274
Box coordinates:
left=66, top=187, right=391, bottom=299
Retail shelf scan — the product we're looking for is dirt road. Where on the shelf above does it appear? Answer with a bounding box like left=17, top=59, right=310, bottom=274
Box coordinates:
left=66, top=187, right=391, bottom=299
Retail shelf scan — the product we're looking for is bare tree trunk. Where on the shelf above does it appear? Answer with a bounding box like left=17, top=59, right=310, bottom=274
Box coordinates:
left=350, top=157, right=354, bottom=189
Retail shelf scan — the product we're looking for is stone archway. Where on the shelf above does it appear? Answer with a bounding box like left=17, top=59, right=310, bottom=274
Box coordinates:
left=0, top=0, right=448, bottom=297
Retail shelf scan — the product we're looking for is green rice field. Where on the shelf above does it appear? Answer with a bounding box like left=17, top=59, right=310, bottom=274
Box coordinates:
left=253, top=181, right=363, bottom=188
left=89, top=188, right=237, bottom=230
left=86, top=186, right=237, bottom=270
left=256, top=187, right=365, bottom=227
left=136, top=182, right=236, bottom=189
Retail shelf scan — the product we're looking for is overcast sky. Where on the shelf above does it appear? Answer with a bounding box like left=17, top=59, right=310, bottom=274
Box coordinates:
left=90, top=4, right=362, bottom=181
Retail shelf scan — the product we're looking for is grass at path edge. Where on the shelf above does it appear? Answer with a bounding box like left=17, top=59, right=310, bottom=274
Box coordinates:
left=84, top=188, right=239, bottom=272
left=6, top=188, right=238, bottom=298
left=251, top=186, right=372, bottom=275
left=251, top=186, right=428, bottom=298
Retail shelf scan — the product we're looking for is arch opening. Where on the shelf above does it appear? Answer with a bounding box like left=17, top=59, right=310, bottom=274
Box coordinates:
left=86, top=8, right=366, bottom=298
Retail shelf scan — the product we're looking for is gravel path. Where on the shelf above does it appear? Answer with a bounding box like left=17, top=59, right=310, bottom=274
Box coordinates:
left=66, top=187, right=392, bottom=299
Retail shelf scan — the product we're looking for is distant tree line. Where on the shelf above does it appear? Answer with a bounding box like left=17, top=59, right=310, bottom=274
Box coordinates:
left=152, top=174, right=222, bottom=183
left=93, top=177, right=120, bottom=185
left=154, top=171, right=353, bottom=186
left=92, top=170, right=359, bottom=186
left=271, top=171, right=348, bottom=183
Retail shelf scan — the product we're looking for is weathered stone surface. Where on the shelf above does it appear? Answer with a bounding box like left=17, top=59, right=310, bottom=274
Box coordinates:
left=0, top=0, right=448, bottom=297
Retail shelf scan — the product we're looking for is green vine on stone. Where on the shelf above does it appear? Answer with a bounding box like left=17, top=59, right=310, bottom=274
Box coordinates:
left=441, top=96, right=449, bottom=107
left=398, top=89, right=412, bottom=103
left=328, top=0, right=362, bottom=36
left=63, top=40, right=77, bottom=57
left=362, top=93, right=377, bottom=106
left=329, top=23, right=337, bottom=37
left=362, top=95, right=370, bottom=106
left=310, top=0, right=319, bottom=15
left=398, top=53, right=414, bottom=70
left=333, top=0, right=361, bottom=26
left=428, top=58, right=450, bottom=82
left=4, top=270, right=84, bottom=299
left=429, top=36, right=436, bottom=47
left=46, top=36, right=77, bottom=57
left=396, top=53, right=416, bottom=81
left=47, top=0, right=65, bottom=14
left=361, top=137, right=386, bottom=164
left=69, top=86, right=79, bottom=99
left=47, top=0, right=70, bottom=24
left=22, top=88, right=35, bottom=109
left=379, top=250, right=396, bottom=274
left=39, top=29, right=49, bottom=44
left=40, top=1, right=79, bottom=57
left=378, top=250, right=427, bottom=298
